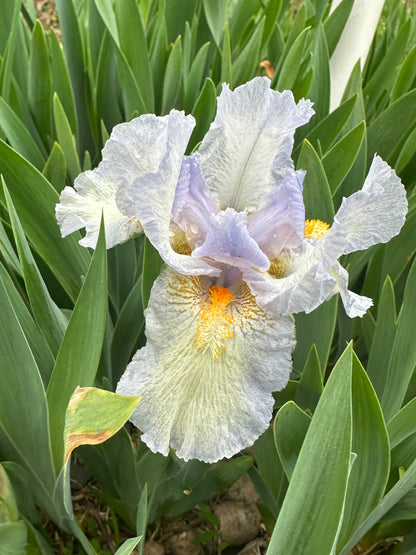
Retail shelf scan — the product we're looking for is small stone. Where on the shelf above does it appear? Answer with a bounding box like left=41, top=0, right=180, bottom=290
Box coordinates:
left=214, top=501, right=261, bottom=545
left=143, top=540, right=165, bottom=555
left=165, top=530, right=204, bottom=555
left=224, top=474, right=259, bottom=505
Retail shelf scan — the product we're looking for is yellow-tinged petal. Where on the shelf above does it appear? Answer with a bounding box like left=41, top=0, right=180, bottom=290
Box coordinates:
left=117, top=267, right=295, bottom=463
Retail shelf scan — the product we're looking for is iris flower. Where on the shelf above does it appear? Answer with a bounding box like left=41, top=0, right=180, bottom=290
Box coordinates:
left=56, top=77, right=407, bottom=462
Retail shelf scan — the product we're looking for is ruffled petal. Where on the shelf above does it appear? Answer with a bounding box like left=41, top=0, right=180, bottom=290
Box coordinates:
left=172, top=156, right=219, bottom=249
left=331, top=263, right=373, bottom=317
left=192, top=208, right=270, bottom=271
left=116, top=267, right=295, bottom=462
left=247, top=170, right=305, bottom=259
left=121, top=111, right=219, bottom=276
left=56, top=164, right=142, bottom=248
left=197, top=77, right=314, bottom=212
left=319, top=155, right=408, bottom=270
left=243, top=242, right=338, bottom=316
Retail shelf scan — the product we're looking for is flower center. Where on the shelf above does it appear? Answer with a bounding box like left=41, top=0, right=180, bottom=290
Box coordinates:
left=304, top=219, right=330, bottom=240
left=268, top=249, right=293, bottom=278
left=196, top=285, right=235, bottom=359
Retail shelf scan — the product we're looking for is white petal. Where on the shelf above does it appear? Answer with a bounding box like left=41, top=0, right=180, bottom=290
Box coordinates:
left=116, top=267, right=295, bottom=462
left=319, top=155, right=408, bottom=271
left=244, top=242, right=338, bottom=316
left=198, top=77, right=314, bottom=212
left=331, top=263, right=373, bottom=318
left=56, top=164, right=142, bottom=249
left=121, top=111, right=219, bottom=276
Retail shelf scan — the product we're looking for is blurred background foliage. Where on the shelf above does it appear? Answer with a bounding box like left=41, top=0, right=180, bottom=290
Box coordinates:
left=0, top=0, right=416, bottom=553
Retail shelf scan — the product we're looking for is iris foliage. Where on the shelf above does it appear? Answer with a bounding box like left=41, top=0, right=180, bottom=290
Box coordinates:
left=0, top=0, right=416, bottom=553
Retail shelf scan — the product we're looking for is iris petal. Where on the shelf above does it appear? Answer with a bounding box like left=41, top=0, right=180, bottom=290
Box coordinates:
left=193, top=208, right=270, bottom=271
left=198, top=77, right=314, bottom=212
left=172, top=156, right=219, bottom=249
left=56, top=164, right=141, bottom=248
left=248, top=170, right=305, bottom=259
left=116, top=267, right=295, bottom=462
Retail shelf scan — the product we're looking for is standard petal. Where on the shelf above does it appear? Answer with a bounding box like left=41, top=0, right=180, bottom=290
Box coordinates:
left=172, top=156, right=219, bottom=249
left=192, top=208, right=270, bottom=271
left=116, top=267, right=295, bottom=463
left=320, top=155, right=408, bottom=269
left=121, top=111, right=219, bottom=276
left=56, top=164, right=142, bottom=248
left=198, top=77, right=314, bottom=212
left=247, top=170, right=305, bottom=259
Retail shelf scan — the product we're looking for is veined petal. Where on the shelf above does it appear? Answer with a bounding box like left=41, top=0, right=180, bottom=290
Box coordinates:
left=192, top=208, right=270, bottom=271
left=331, top=263, right=373, bottom=318
left=243, top=243, right=338, bottom=316
left=172, top=156, right=219, bottom=249
left=320, top=155, right=407, bottom=267
left=116, top=267, right=295, bottom=463
left=56, top=164, right=141, bottom=248
left=247, top=170, right=305, bottom=259
left=198, top=77, right=314, bottom=212
left=121, top=111, right=219, bottom=276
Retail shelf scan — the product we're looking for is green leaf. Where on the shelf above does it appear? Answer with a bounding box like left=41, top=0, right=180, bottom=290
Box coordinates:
left=322, top=121, right=365, bottom=194
left=28, top=21, right=52, bottom=141
left=203, top=0, right=226, bottom=47
left=63, top=387, right=139, bottom=466
left=388, top=397, right=416, bottom=450
left=323, top=0, right=354, bottom=56
left=136, top=484, right=147, bottom=555
left=188, top=77, right=217, bottom=151
left=305, top=23, right=330, bottom=125
left=47, top=222, right=108, bottom=471
left=253, top=426, right=284, bottom=504
left=304, top=93, right=357, bottom=155
left=43, top=142, right=67, bottom=194
left=366, top=277, right=397, bottom=399
left=220, top=25, right=232, bottom=85
left=161, top=36, right=183, bottom=114
left=391, top=45, right=416, bottom=103
left=267, top=344, right=353, bottom=554
left=49, top=28, right=78, bottom=136
left=364, top=19, right=411, bottom=119
left=55, top=0, right=95, bottom=155
left=337, top=354, right=390, bottom=548
left=294, top=345, right=323, bottom=411
left=184, top=42, right=210, bottom=113
left=114, top=536, right=142, bottom=555
left=274, top=401, right=311, bottom=481
left=0, top=521, right=27, bottom=555
left=0, top=98, right=46, bottom=169
left=114, top=0, right=154, bottom=112
left=0, top=263, right=54, bottom=385
left=0, top=464, right=19, bottom=522
left=4, top=182, right=67, bottom=357
left=338, top=458, right=416, bottom=554
left=232, top=17, right=265, bottom=86
left=276, top=27, right=311, bottom=91
left=0, top=141, right=90, bottom=300
left=367, top=89, right=416, bottom=165
left=0, top=265, right=56, bottom=493
left=297, top=139, right=334, bottom=222
left=111, top=276, right=144, bottom=385
left=53, top=93, right=82, bottom=182
left=381, top=257, right=416, bottom=421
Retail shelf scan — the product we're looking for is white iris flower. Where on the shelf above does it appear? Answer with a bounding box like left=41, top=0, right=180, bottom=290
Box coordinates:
left=56, top=77, right=407, bottom=462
